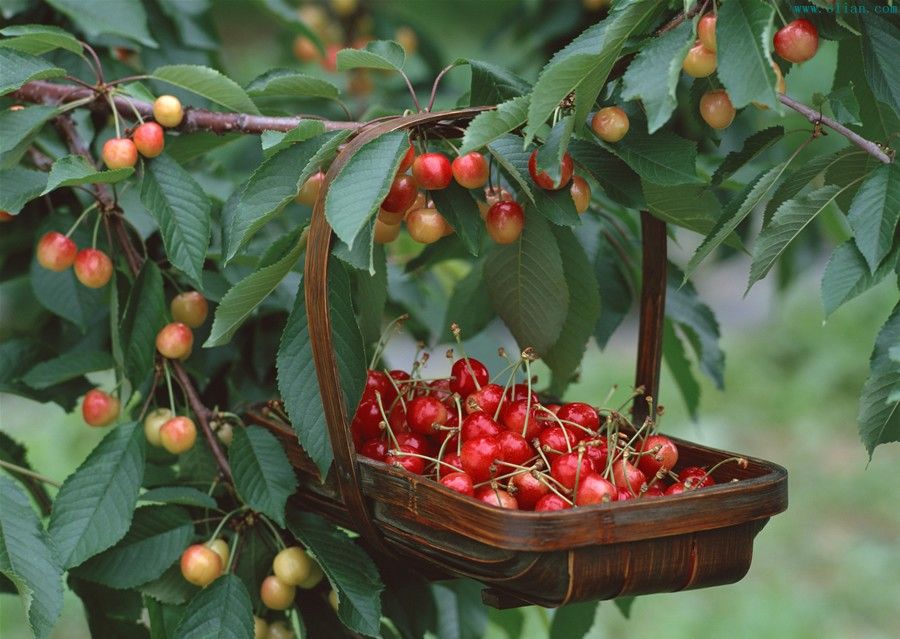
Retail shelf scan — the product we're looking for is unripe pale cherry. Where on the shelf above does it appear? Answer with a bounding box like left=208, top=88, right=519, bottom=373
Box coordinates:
left=267, top=621, right=293, bottom=639
left=570, top=175, right=591, bottom=214
left=153, top=95, right=184, bottom=128
left=82, top=389, right=120, bottom=427
left=296, top=171, right=325, bottom=205
left=0, top=211, right=14, bottom=221
left=160, top=416, right=197, bottom=454
left=102, top=138, right=138, bottom=169
left=451, top=152, right=489, bottom=189
left=395, top=25, right=418, bottom=54
left=528, top=150, right=574, bottom=190
left=272, top=547, right=314, bottom=586
left=180, top=544, right=222, bottom=587
left=378, top=206, right=405, bottom=225
left=293, top=35, right=320, bottom=61
left=682, top=41, right=717, bottom=78
left=260, top=575, right=296, bottom=610
left=698, top=13, right=716, bottom=52
left=485, top=200, right=525, bottom=244
left=406, top=207, right=446, bottom=244
left=591, top=106, right=629, bottom=143
left=412, top=152, right=452, bottom=190
left=373, top=218, right=401, bottom=244
left=207, top=538, right=230, bottom=567
left=381, top=174, right=418, bottom=213
left=133, top=122, right=165, bottom=158
left=298, top=562, right=324, bottom=589
left=73, top=248, right=113, bottom=288
left=36, top=231, right=77, bottom=271
left=328, top=589, right=339, bottom=612
left=699, top=90, right=736, bottom=130
left=773, top=19, right=818, bottom=64
left=171, top=291, right=208, bottom=328
left=253, top=617, right=269, bottom=639
left=143, top=407, right=173, bottom=446
left=156, top=322, right=194, bottom=360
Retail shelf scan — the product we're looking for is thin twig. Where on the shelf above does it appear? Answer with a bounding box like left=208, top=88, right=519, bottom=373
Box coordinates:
left=426, top=64, right=458, bottom=112
left=0, top=459, right=62, bottom=488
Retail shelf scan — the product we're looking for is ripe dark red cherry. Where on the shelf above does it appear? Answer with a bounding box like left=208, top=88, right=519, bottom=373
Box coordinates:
left=451, top=152, right=489, bottom=189
left=485, top=200, right=525, bottom=244
left=351, top=399, right=383, bottom=439
left=381, top=174, right=418, bottom=213
left=575, top=473, right=617, bottom=505
left=698, top=13, right=717, bottom=52
left=465, top=383, right=504, bottom=415
left=461, top=412, right=501, bottom=441
left=643, top=483, right=665, bottom=498
left=637, top=434, right=679, bottom=478
left=363, top=369, right=395, bottom=404
left=442, top=451, right=463, bottom=472
left=398, top=143, right=416, bottom=173
left=538, top=426, right=573, bottom=458
left=557, top=402, right=600, bottom=437
left=460, top=435, right=501, bottom=483
left=36, top=231, right=77, bottom=271
left=133, top=122, right=165, bottom=158
left=102, top=137, right=138, bottom=169
left=527, top=150, right=574, bottom=190
left=534, top=493, right=570, bottom=511
left=82, top=389, right=120, bottom=427
left=509, top=384, right=539, bottom=404
left=497, top=431, right=532, bottom=466
left=475, top=486, right=518, bottom=509
left=440, top=471, right=474, bottom=496
left=449, top=357, right=489, bottom=397
left=550, top=452, right=594, bottom=490
left=412, top=152, right=452, bottom=190
left=501, top=399, right=541, bottom=440
left=395, top=432, right=434, bottom=457
left=583, top=440, right=609, bottom=471
left=385, top=446, right=425, bottom=474
left=406, top=396, right=449, bottom=435
left=679, top=466, right=716, bottom=488
left=682, top=42, right=717, bottom=78
left=359, top=439, right=388, bottom=461
left=665, top=482, right=689, bottom=496
left=773, top=19, right=819, bottom=63
left=617, top=487, right=635, bottom=501
left=699, top=90, right=736, bottom=129
left=73, top=248, right=113, bottom=288
left=511, top=471, right=550, bottom=510
left=611, top=460, right=646, bottom=495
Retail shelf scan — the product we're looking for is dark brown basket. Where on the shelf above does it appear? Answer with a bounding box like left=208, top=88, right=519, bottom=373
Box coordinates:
left=250, top=109, right=788, bottom=609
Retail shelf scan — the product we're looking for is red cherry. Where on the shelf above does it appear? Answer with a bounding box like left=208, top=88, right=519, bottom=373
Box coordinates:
left=509, top=384, right=539, bottom=404
left=527, top=150, right=573, bottom=190
left=73, top=248, right=113, bottom=288
left=590, top=107, right=630, bottom=143
left=398, top=143, right=415, bottom=173
left=155, top=322, right=193, bottom=360
left=637, top=434, right=679, bottom=478
left=550, top=452, right=594, bottom=490
left=545, top=403, right=561, bottom=415
left=352, top=399, right=383, bottom=439
left=698, top=13, right=717, bottom=52
left=159, top=416, right=197, bottom=454
left=460, top=435, right=501, bottom=483
left=406, top=396, right=448, bottom=435
left=441, top=451, right=463, bottom=472
left=538, top=426, right=574, bottom=459
left=411, top=152, right=452, bottom=190
left=557, top=402, right=599, bottom=441
left=449, top=358, right=489, bottom=398
left=534, top=493, right=570, bottom=511
left=497, top=431, right=532, bottom=466
left=451, top=152, right=489, bottom=189
left=385, top=446, right=425, bottom=474
left=611, top=460, right=646, bottom=495
left=677, top=466, right=713, bottom=487
left=102, top=137, right=138, bottom=169
left=395, top=432, right=434, bottom=457
left=440, top=471, right=474, bottom=496
left=133, top=122, right=165, bottom=158
left=465, top=383, right=504, bottom=415
left=363, top=370, right=395, bottom=404
left=36, top=231, right=77, bottom=271
left=321, top=43, right=341, bottom=72
left=180, top=544, right=223, bottom=587
left=773, top=19, right=818, bottom=64
left=583, top=440, right=609, bottom=470
left=682, top=42, right=717, bottom=78
left=381, top=174, right=418, bottom=213
left=511, top=471, right=550, bottom=510
left=460, top=412, right=501, bottom=441
left=570, top=175, right=591, bottom=213
left=0, top=211, right=14, bottom=222
left=642, top=483, right=665, bottom=498
left=82, top=389, right=120, bottom=427
left=485, top=200, right=524, bottom=244
left=475, top=486, right=518, bottom=509
left=665, top=482, right=689, bottom=496
left=359, top=439, right=388, bottom=461
left=574, top=473, right=617, bottom=506
left=617, top=487, right=635, bottom=501
left=500, top=399, right=541, bottom=440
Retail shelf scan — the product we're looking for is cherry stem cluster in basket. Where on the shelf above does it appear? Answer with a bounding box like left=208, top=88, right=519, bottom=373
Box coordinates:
left=352, top=324, right=748, bottom=511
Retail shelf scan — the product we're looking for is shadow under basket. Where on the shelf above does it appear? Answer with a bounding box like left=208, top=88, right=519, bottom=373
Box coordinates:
left=253, top=109, right=789, bottom=609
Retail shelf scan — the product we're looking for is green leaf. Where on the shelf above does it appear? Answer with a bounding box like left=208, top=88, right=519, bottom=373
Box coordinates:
left=141, top=154, right=211, bottom=285
left=716, top=0, right=777, bottom=109
left=548, top=601, right=597, bottom=639
left=0, top=105, right=59, bottom=169
left=229, top=426, right=297, bottom=527
left=466, top=59, right=531, bottom=106
left=859, top=12, right=900, bottom=114
left=74, top=506, right=193, bottom=590
left=0, top=166, right=46, bottom=214
left=536, top=115, right=575, bottom=182
left=642, top=180, right=731, bottom=240
left=166, top=132, right=242, bottom=164
left=246, top=68, right=339, bottom=100
left=747, top=185, right=843, bottom=291
left=21, top=350, right=114, bottom=389
left=847, top=163, right=900, bottom=272
left=685, top=160, right=790, bottom=279
left=484, top=214, right=569, bottom=355
left=601, top=126, right=703, bottom=186
left=150, top=65, right=259, bottom=114
left=45, top=0, right=156, bottom=47
left=138, top=486, right=219, bottom=511
left=525, top=0, right=661, bottom=142
left=666, top=266, right=724, bottom=389
left=712, top=126, right=785, bottom=186
left=763, top=148, right=861, bottom=222
left=225, top=130, right=346, bottom=262
left=49, top=422, right=146, bottom=569
left=119, top=262, right=165, bottom=387
left=443, top=261, right=495, bottom=341
left=432, top=580, right=488, bottom=639
left=828, top=84, right=861, bottom=126
left=621, top=19, right=694, bottom=133
left=614, top=596, right=636, bottom=618
left=261, top=120, right=331, bottom=157
left=0, top=24, right=82, bottom=55
left=0, top=432, right=52, bottom=515
left=171, top=574, right=254, bottom=639
left=29, top=258, right=107, bottom=331
left=42, top=155, right=133, bottom=195
left=287, top=511, right=383, bottom=637
left=569, top=140, right=644, bottom=209
left=859, top=304, right=900, bottom=458
left=325, top=131, right=408, bottom=248
left=277, top=264, right=366, bottom=477
left=593, top=222, right=634, bottom=349
left=543, top=226, right=600, bottom=395
left=0, top=476, right=63, bottom=639
left=336, top=39, right=405, bottom=72
left=353, top=243, right=387, bottom=346
left=253, top=0, right=324, bottom=50
left=664, top=320, right=701, bottom=420
left=205, top=231, right=305, bottom=347
left=0, top=47, right=64, bottom=95
left=333, top=218, right=375, bottom=273
left=459, top=96, right=530, bottom=155
left=430, top=182, right=483, bottom=255
left=821, top=241, right=897, bottom=317
left=486, top=133, right=535, bottom=203
left=139, top=564, right=198, bottom=606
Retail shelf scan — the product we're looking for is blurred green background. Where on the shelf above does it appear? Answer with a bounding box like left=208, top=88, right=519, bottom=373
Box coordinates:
left=2, top=1, right=898, bottom=637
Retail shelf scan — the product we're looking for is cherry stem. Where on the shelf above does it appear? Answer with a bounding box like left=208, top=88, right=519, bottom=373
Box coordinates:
left=163, top=360, right=177, bottom=414
left=771, top=0, right=787, bottom=26
left=449, top=324, right=483, bottom=393
left=105, top=91, right=122, bottom=138
left=0, top=459, right=61, bottom=488
left=698, top=456, right=749, bottom=485
left=207, top=505, right=249, bottom=543
left=534, top=473, right=573, bottom=505
left=369, top=313, right=408, bottom=369
left=388, top=450, right=461, bottom=473
left=91, top=210, right=102, bottom=248
left=452, top=395, right=464, bottom=457
left=228, top=532, right=243, bottom=573
left=78, top=40, right=104, bottom=84
left=473, top=466, right=532, bottom=489
left=64, top=202, right=99, bottom=237
left=426, top=63, right=457, bottom=112
left=257, top=513, right=287, bottom=551
left=113, top=89, right=145, bottom=125
left=374, top=391, right=401, bottom=451
left=571, top=447, right=586, bottom=507
left=397, top=68, right=422, bottom=112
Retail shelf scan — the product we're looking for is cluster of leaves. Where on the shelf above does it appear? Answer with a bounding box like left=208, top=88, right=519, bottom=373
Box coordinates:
left=0, top=0, right=896, bottom=638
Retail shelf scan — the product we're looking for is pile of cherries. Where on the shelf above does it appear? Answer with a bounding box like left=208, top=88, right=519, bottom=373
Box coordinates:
left=350, top=353, right=745, bottom=511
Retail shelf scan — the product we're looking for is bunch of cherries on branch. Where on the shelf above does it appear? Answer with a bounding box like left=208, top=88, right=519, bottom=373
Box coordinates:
left=351, top=328, right=746, bottom=511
